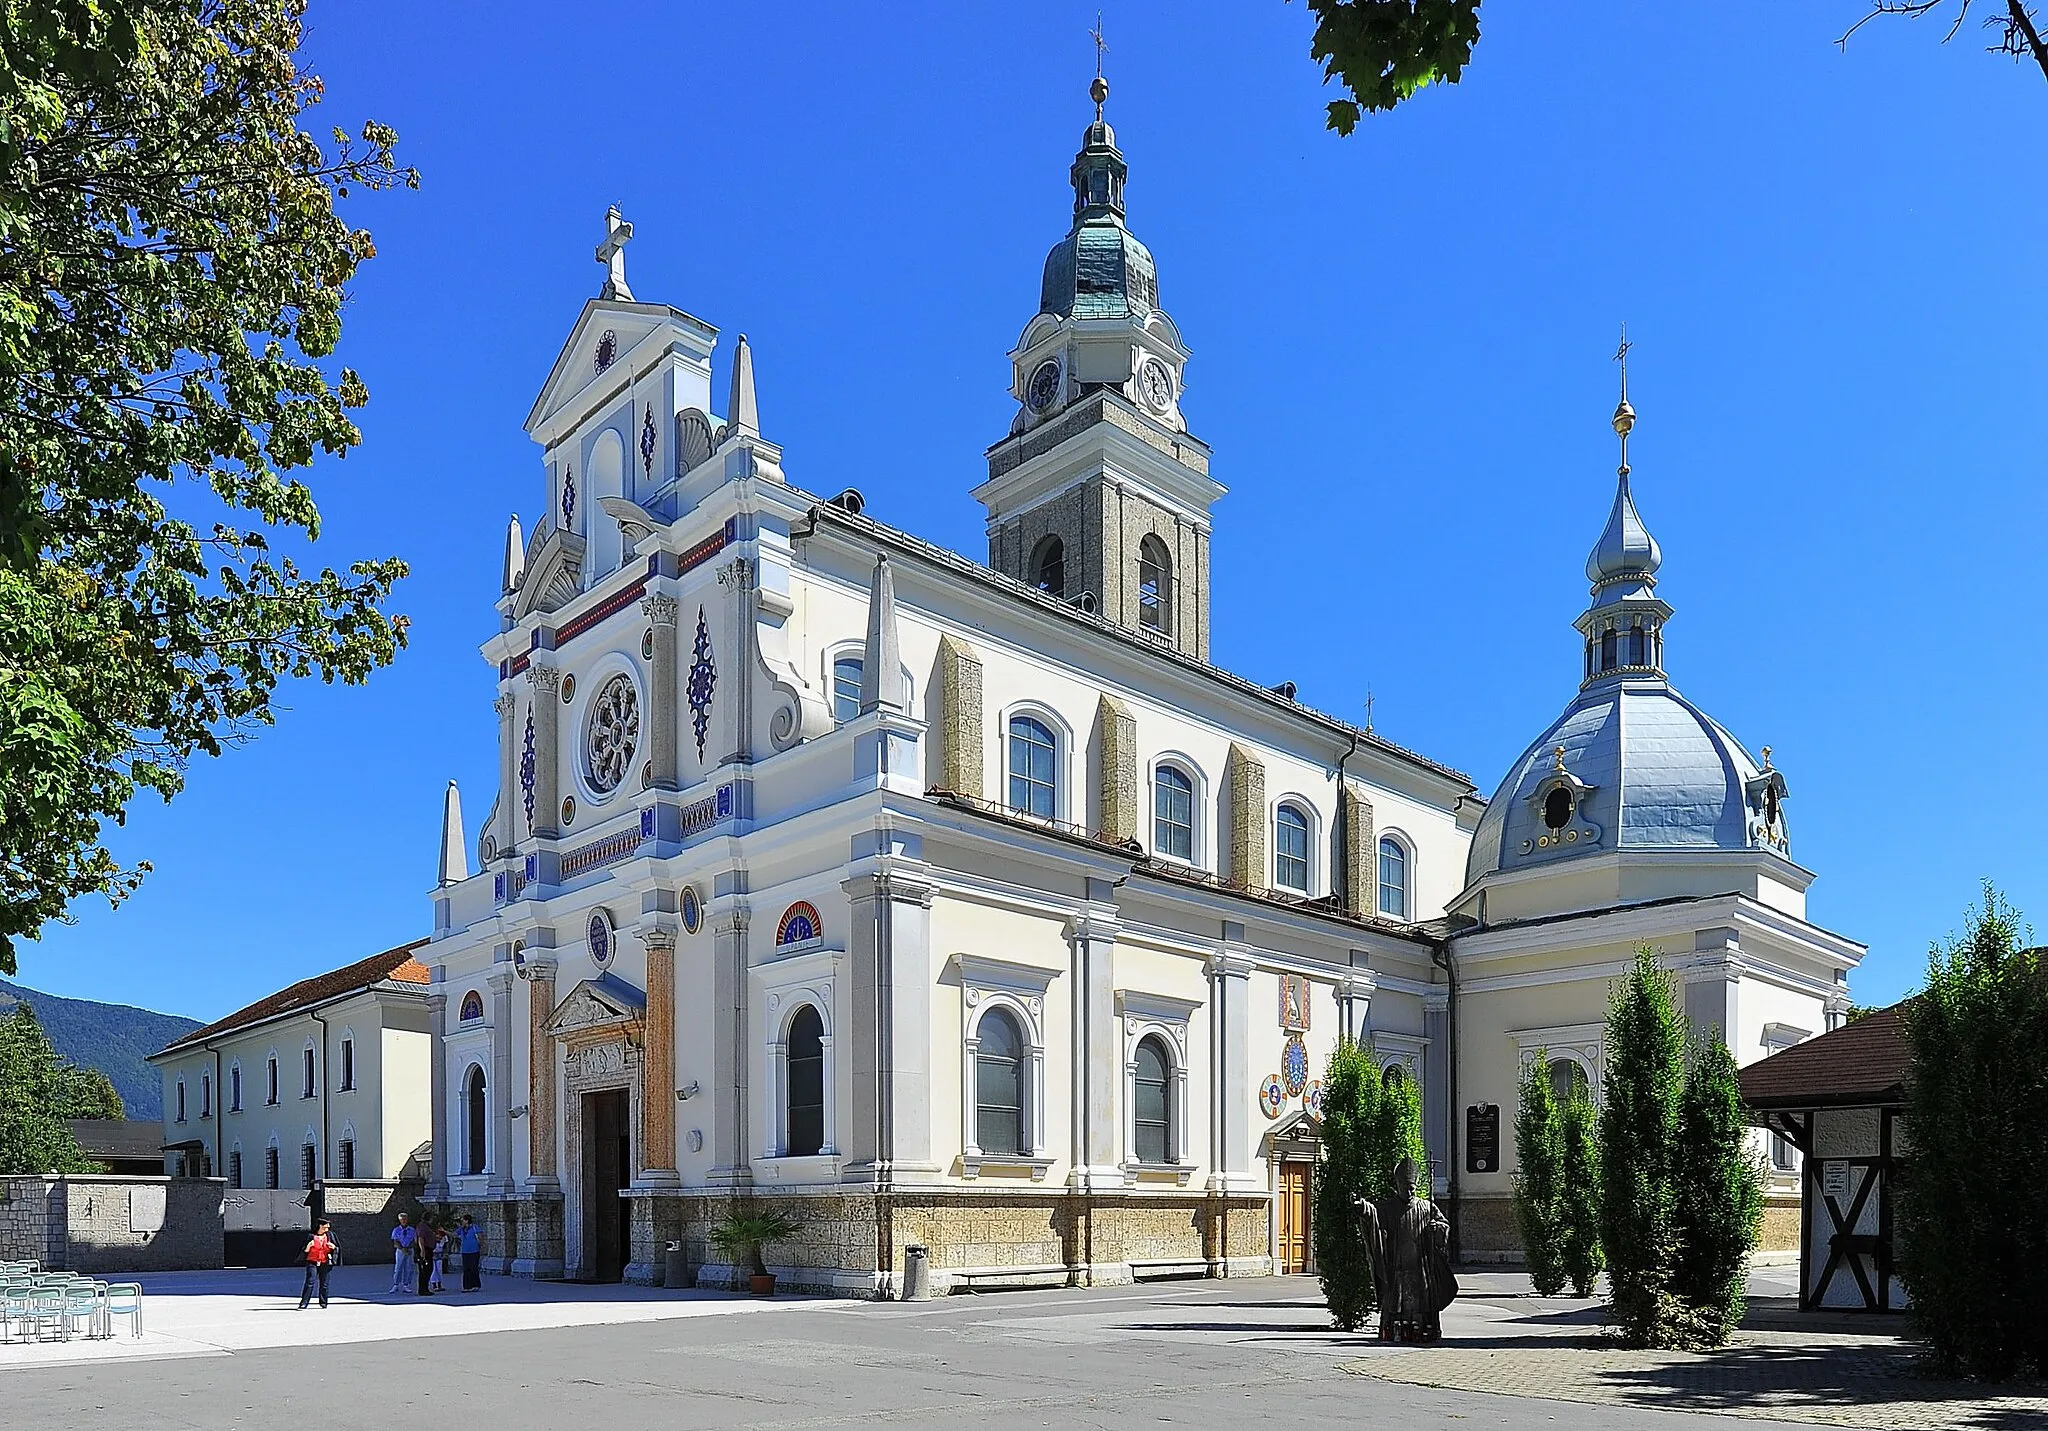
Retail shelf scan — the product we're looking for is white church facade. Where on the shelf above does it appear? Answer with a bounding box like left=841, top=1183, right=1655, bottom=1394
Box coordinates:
left=421, top=87, right=1863, bottom=1291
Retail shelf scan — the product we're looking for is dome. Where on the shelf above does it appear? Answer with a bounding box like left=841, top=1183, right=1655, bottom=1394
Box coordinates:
left=1463, top=680, right=1786, bottom=887
left=1040, top=220, right=1158, bottom=320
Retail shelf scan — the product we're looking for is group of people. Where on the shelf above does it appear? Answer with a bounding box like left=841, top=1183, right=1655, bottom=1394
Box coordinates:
left=293, top=1207, right=485, bottom=1309
left=389, top=1211, right=484, bottom=1296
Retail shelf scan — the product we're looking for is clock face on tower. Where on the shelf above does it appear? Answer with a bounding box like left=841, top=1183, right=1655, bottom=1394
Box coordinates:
left=1026, top=359, right=1062, bottom=413
left=1139, top=357, right=1173, bottom=414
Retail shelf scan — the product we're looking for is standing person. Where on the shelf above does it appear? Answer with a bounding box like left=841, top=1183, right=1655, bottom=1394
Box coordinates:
left=415, top=1222, right=435, bottom=1296
left=459, top=1215, right=483, bottom=1293
left=427, top=1222, right=447, bottom=1293
left=389, top=1212, right=418, bottom=1294
left=299, top=1220, right=337, bottom=1310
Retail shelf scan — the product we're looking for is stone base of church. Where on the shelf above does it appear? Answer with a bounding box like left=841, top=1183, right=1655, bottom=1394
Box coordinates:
left=424, top=1186, right=1270, bottom=1296
left=1452, top=1191, right=1805, bottom=1265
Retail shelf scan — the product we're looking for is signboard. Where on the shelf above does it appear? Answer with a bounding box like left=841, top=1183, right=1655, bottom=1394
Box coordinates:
left=1466, top=1104, right=1501, bottom=1174
left=1821, top=1161, right=1852, bottom=1200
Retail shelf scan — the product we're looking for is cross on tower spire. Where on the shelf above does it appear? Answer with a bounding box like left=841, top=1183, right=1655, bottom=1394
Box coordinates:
left=596, top=205, right=635, bottom=302
left=1612, top=323, right=1635, bottom=479
left=1089, top=12, right=1110, bottom=118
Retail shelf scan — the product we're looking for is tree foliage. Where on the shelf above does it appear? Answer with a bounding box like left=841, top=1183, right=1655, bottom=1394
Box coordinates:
left=1312, top=1038, right=1382, bottom=1329
left=1672, top=1036, right=1764, bottom=1343
left=1557, top=1076, right=1603, bottom=1298
left=1896, top=885, right=2048, bottom=1381
left=1598, top=945, right=1690, bottom=1347
left=0, top=0, right=416, bottom=972
left=1512, top=1048, right=1566, bottom=1296
left=1291, top=0, right=1481, bottom=134
left=0, top=1001, right=98, bottom=1173
left=57, top=1063, right=123, bottom=1120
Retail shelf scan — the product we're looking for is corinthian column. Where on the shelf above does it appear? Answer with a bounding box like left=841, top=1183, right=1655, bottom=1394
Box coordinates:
left=639, top=927, right=679, bottom=1183
left=640, top=594, right=680, bottom=790
left=526, top=956, right=559, bottom=1192
left=528, top=662, right=561, bottom=839
left=495, top=690, right=518, bottom=856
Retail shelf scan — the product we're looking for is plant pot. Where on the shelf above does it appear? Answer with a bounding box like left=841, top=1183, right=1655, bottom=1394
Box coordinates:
left=748, top=1273, right=776, bottom=1296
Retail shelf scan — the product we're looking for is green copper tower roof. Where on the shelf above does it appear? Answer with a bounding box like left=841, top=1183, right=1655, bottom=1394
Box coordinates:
left=1038, top=87, right=1158, bottom=322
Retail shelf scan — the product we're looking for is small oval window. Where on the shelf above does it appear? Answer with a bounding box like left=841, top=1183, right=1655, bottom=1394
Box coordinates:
left=1543, top=787, right=1574, bottom=831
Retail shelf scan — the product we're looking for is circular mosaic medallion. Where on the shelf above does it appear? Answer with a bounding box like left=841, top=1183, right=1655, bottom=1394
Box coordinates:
left=561, top=794, right=575, bottom=826
left=1305, top=1079, right=1325, bottom=1118
left=560, top=672, right=575, bottom=703
left=584, top=673, right=641, bottom=794
left=680, top=886, right=702, bottom=936
left=1282, top=1033, right=1311, bottom=1097
left=642, top=628, right=656, bottom=660
left=587, top=909, right=613, bottom=966
left=1258, top=1074, right=1286, bottom=1120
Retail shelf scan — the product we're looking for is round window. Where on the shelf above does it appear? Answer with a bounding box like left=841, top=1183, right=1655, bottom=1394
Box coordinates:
left=584, top=673, right=641, bottom=795
left=1543, top=787, right=1574, bottom=831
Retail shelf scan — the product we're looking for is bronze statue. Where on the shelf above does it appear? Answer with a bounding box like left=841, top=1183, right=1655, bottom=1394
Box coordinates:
left=1355, top=1157, right=1457, bottom=1341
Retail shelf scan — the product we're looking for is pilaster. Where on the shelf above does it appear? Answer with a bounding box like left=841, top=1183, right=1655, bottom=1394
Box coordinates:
left=638, top=925, right=680, bottom=1185
left=706, top=907, right=752, bottom=1188
left=524, top=956, right=560, bottom=1194
left=1684, top=927, right=1743, bottom=1047
left=1206, top=936, right=1256, bottom=1193
left=1067, top=886, right=1123, bottom=1190
left=425, top=989, right=449, bottom=1201
left=1335, top=964, right=1376, bottom=1045
left=1422, top=987, right=1450, bottom=1192
left=1095, top=695, right=1138, bottom=843
left=1341, top=782, right=1375, bottom=915
left=934, top=634, right=984, bottom=798
left=527, top=662, right=562, bottom=840
left=486, top=962, right=518, bottom=1197
left=1225, top=743, right=1266, bottom=888
left=494, top=691, right=519, bottom=856
left=842, top=852, right=939, bottom=1185
left=640, top=593, right=680, bottom=790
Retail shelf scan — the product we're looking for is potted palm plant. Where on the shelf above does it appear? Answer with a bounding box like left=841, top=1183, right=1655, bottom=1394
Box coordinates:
left=708, top=1209, right=801, bottom=1296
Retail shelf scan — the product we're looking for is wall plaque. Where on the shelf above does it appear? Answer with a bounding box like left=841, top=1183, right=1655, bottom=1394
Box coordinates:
left=1466, top=1104, right=1501, bottom=1174
left=1821, top=1161, right=1852, bottom=1200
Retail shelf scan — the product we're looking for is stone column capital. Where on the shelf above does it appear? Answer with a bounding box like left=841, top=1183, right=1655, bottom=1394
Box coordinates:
left=641, top=924, right=678, bottom=954
left=640, top=592, right=680, bottom=627
left=1207, top=950, right=1254, bottom=980
left=495, top=691, right=518, bottom=717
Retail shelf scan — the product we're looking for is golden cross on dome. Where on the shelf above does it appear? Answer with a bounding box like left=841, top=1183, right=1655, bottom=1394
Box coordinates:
left=1091, top=12, right=1109, bottom=79
left=1611, top=323, right=1636, bottom=479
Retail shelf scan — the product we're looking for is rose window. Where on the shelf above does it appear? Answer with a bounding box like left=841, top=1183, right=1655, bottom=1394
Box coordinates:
left=585, top=674, right=641, bottom=794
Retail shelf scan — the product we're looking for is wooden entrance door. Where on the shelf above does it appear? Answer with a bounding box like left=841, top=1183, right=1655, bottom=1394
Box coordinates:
left=1278, top=1160, right=1312, bottom=1274
left=583, top=1089, right=632, bottom=1282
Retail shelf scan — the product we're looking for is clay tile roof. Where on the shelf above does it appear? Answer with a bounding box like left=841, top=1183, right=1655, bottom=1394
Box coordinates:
left=153, top=940, right=430, bottom=1058
left=1739, top=1002, right=1911, bottom=1111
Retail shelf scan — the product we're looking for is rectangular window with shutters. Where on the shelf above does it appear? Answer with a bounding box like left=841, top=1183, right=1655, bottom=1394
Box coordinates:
left=300, top=1144, right=315, bottom=1189
left=228, top=1150, right=242, bottom=1189
left=264, top=1147, right=280, bottom=1189
left=338, top=1139, right=356, bottom=1179
left=301, top=1047, right=315, bottom=1099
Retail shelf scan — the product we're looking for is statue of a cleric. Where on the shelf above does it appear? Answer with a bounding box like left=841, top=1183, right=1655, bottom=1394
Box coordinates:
left=1355, top=1157, right=1457, bottom=1341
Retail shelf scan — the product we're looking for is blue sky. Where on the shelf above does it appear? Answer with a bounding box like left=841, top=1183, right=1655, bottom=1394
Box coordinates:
left=21, top=2, right=2045, bottom=1020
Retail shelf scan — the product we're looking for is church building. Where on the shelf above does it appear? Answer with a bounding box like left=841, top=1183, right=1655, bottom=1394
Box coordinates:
left=421, top=82, right=1863, bottom=1290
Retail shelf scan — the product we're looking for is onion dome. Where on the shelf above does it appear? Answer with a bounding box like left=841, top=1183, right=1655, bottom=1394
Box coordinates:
left=1038, top=78, right=1159, bottom=321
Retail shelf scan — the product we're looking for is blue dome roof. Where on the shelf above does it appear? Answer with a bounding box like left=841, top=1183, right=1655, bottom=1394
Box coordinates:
left=1464, top=679, right=1784, bottom=887
left=1041, top=220, right=1157, bottom=320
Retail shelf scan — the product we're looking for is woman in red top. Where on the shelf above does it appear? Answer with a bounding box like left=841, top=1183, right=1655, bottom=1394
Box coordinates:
left=299, top=1220, right=337, bottom=1310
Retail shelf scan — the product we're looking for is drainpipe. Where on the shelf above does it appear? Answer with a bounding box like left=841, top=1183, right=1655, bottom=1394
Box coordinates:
left=310, top=1010, right=331, bottom=1187
left=1430, top=939, right=1461, bottom=1264
left=205, top=1041, right=223, bottom=1180
left=1334, top=731, right=1361, bottom=912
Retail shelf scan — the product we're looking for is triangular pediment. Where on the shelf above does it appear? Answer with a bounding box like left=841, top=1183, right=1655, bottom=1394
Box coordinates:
left=525, top=298, right=719, bottom=442
left=543, top=973, right=646, bottom=1037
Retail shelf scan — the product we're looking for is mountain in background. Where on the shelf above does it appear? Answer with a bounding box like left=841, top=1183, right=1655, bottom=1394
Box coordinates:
left=0, top=979, right=201, bottom=1121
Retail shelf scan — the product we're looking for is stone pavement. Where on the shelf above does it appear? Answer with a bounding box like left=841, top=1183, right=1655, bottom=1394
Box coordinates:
left=0, top=1261, right=808, bottom=1369
left=1344, top=1284, right=2048, bottom=1430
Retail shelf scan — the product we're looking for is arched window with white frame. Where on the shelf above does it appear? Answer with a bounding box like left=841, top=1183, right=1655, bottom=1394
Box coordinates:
left=1137, top=534, right=1172, bottom=634
left=1153, top=764, right=1195, bottom=862
left=462, top=1063, right=488, bottom=1176
left=1133, top=1035, right=1174, bottom=1165
left=1274, top=801, right=1313, bottom=893
left=584, top=427, right=626, bottom=582
left=975, top=1008, right=1027, bottom=1157
left=785, top=1005, right=826, bottom=1158
left=1378, top=835, right=1410, bottom=919
left=1006, top=713, right=1060, bottom=821
left=831, top=655, right=863, bottom=723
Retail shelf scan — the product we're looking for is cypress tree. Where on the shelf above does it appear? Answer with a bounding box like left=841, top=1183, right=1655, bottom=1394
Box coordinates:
left=1672, top=1036, right=1763, bottom=1342
left=1367, top=1064, right=1429, bottom=1200
left=1513, top=1049, right=1567, bottom=1295
left=1558, top=1078, right=1604, bottom=1298
left=1598, top=944, right=1688, bottom=1347
left=1896, top=886, right=2048, bottom=1381
left=1312, top=1038, right=1382, bottom=1330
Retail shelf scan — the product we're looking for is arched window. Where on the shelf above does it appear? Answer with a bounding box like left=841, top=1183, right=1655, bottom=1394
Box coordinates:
left=200, top=1072, right=212, bottom=1118
left=1547, top=1057, right=1589, bottom=1103
left=463, top=1064, right=488, bottom=1176
left=832, top=656, right=863, bottom=723
left=459, top=990, right=484, bottom=1023
left=1153, top=765, right=1194, bottom=861
left=786, top=1006, right=825, bottom=1158
left=264, top=1145, right=280, bottom=1189
left=1007, top=715, right=1057, bottom=820
left=975, top=1009, right=1026, bottom=1157
left=1275, top=804, right=1311, bottom=892
left=1600, top=627, right=1618, bottom=672
left=1628, top=625, right=1646, bottom=667
left=175, top=1080, right=186, bottom=1123
left=1137, top=535, right=1171, bottom=633
left=1031, top=535, right=1066, bottom=597
left=584, top=428, right=625, bottom=582
left=1378, top=837, right=1409, bottom=919
left=1133, top=1035, right=1173, bottom=1164
left=1382, top=1062, right=1408, bottom=1091
left=229, top=1063, right=242, bottom=1113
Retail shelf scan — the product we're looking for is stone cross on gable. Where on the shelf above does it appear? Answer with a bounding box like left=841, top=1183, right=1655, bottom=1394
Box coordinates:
left=596, top=205, right=634, bottom=302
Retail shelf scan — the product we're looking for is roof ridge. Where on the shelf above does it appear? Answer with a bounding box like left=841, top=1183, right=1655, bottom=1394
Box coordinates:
left=152, top=939, right=430, bottom=1058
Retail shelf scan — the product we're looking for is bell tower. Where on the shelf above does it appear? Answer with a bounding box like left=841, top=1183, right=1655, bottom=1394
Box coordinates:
left=972, top=77, right=1222, bottom=660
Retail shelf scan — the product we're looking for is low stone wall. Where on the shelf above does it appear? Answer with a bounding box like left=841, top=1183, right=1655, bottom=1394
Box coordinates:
left=1, top=1175, right=225, bottom=1273
left=0, top=1177, right=64, bottom=1268
left=320, top=1179, right=425, bottom=1261
left=1455, top=1190, right=1802, bottom=1265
